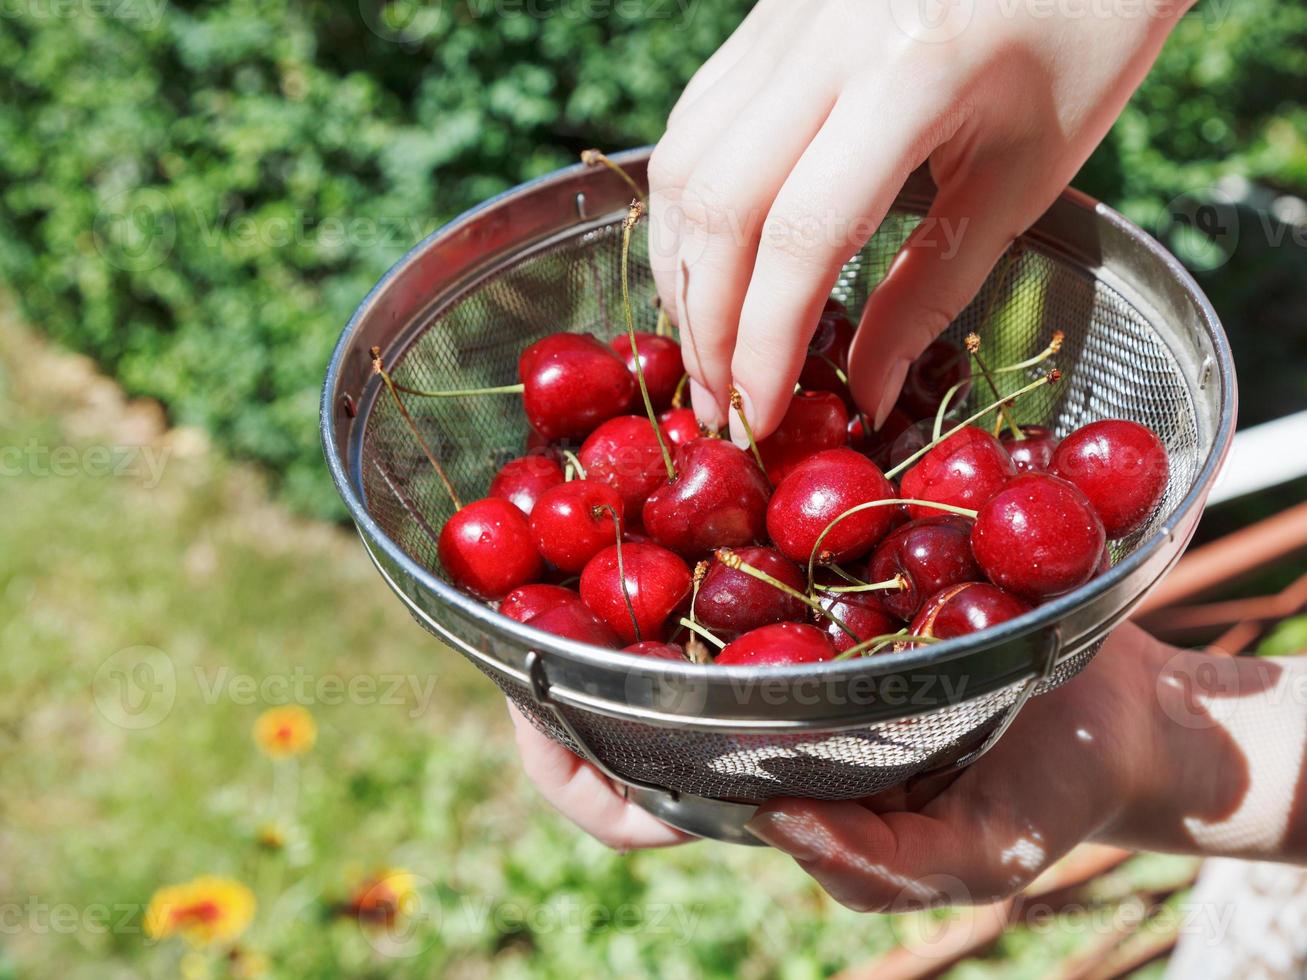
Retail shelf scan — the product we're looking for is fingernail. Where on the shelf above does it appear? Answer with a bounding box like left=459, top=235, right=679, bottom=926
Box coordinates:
left=690, top=379, right=724, bottom=431
left=744, top=810, right=825, bottom=862
left=873, top=357, right=912, bottom=431
left=727, top=383, right=753, bottom=451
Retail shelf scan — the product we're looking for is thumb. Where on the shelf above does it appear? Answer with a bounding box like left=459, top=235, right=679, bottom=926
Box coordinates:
left=847, top=171, right=1038, bottom=430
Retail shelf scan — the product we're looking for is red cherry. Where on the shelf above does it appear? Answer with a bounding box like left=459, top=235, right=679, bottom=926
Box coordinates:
left=527, top=601, right=621, bottom=648
left=578, top=416, right=669, bottom=516
left=766, top=448, right=896, bottom=565
left=438, top=497, right=543, bottom=600
left=519, top=333, right=635, bottom=441
left=910, top=582, right=1032, bottom=640
left=658, top=407, right=700, bottom=447
left=529, top=481, right=624, bottom=574
left=900, top=426, right=1016, bottom=521
left=580, top=542, right=692, bottom=644
left=855, top=407, right=915, bottom=470
left=1051, top=419, right=1169, bottom=539
left=896, top=339, right=971, bottom=420
left=972, top=473, right=1106, bottom=599
left=489, top=455, right=565, bottom=516
left=642, top=438, right=771, bottom=558
left=1000, top=424, right=1060, bottom=475
left=500, top=584, right=584, bottom=624
left=715, top=622, right=837, bottom=666
left=868, top=516, right=981, bottom=622
left=798, top=306, right=856, bottom=405
left=811, top=575, right=900, bottom=654
left=693, top=546, right=806, bottom=636
left=758, top=391, right=848, bottom=485
left=623, top=641, right=687, bottom=661
left=610, top=333, right=683, bottom=412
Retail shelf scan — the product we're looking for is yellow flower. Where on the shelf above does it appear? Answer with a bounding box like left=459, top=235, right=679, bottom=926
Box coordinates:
left=145, top=876, right=255, bottom=947
left=252, top=705, right=316, bottom=758
left=255, top=823, right=286, bottom=851
left=343, top=868, right=419, bottom=928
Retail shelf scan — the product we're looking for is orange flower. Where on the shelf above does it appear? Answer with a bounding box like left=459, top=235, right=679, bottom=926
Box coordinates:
left=252, top=705, right=316, bottom=758
left=145, top=876, right=255, bottom=947
left=342, top=869, right=419, bottom=928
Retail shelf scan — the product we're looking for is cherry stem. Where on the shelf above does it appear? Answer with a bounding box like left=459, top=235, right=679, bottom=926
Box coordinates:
left=990, top=331, right=1065, bottom=376
left=729, top=388, right=771, bottom=486
left=654, top=306, right=672, bottom=338
left=678, top=616, right=726, bottom=650
left=932, top=377, right=970, bottom=442
left=394, top=381, right=525, bottom=398
left=622, top=201, right=677, bottom=481
left=825, top=564, right=872, bottom=587
left=671, top=372, right=690, bottom=410
left=822, top=574, right=908, bottom=595
left=884, top=370, right=1062, bottom=481
left=834, top=630, right=940, bottom=661
left=971, top=345, right=1025, bottom=443
left=690, top=560, right=709, bottom=626
left=560, top=449, right=586, bottom=481
left=813, top=352, right=849, bottom=387
left=594, top=503, right=641, bottom=644
left=371, top=347, right=463, bottom=511
left=581, top=149, right=646, bottom=205
left=806, top=498, right=979, bottom=593
left=717, top=549, right=858, bottom=642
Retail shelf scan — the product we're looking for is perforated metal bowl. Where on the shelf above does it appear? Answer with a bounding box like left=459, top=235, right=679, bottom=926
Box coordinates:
left=322, top=148, right=1235, bottom=844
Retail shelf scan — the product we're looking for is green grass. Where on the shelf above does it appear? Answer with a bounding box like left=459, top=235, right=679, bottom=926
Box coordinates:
left=0, top=306, right=1193, bottom=979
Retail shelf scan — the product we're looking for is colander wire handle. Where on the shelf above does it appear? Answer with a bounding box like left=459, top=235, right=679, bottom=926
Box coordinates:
left=524, top=649, right=679, bottom=799
left=946, top=626, right=1062, bottom=773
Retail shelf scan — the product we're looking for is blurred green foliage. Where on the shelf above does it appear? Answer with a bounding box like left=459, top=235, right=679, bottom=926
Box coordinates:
left=0, top=0, right=1304, bottom=516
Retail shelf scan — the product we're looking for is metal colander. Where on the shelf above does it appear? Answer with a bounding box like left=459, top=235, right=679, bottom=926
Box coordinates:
left=322, top=148, right=1235, bottom=844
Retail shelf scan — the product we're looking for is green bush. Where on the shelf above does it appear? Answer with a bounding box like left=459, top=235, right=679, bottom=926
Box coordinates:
left=0, top=0, right=1304, bottom=516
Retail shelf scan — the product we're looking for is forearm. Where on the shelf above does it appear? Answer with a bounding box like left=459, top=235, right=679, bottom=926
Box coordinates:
left=1102, top=638, right=1307, bottom=861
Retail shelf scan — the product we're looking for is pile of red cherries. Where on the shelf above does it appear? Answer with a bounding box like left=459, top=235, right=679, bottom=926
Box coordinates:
left=385, top=218, right=1169, bottom=668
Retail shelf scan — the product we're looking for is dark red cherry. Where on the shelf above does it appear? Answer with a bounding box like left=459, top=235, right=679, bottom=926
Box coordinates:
left=693, top=546, right=806, bottom=636
left=896, top=339, right=971, bottom=420
left=811, top=575, right=900, bottom=655
left=659, top=407, right=700, bottom=447
left=758, top=391, right=848, bottom=485
left=623, top=641, right=687, bottom=661
left=610, top=333, right=683, bottom=412
left=1000, top=424, right=1060, bottom=475
left=500, top=584, right=584, bottom=624
left=438, top=497, right=543, bottom=600
left=856, top=407, right=916, bottom=470
left=972, top=473, right=1106, bottom=599
left=489, top=454, right=565, bottom=516
left=868, top=516, right=981, bottom=621
left=578, top=415, right=669, bottom=516
left=900, top=426, right=1017, bottom=521
left=527, top=601, right=621, bottom=648
left=579, top=542, right=692, bottom=644
left=883, top=418, right=937, bottom=472
left=766, top=448, right=896, bottom=565
left=798, top=306, right=856, bottom=405
left=1051, top=419, right=1169, bottom=539
left=910, top=582, right=1032, bottom=640
left=715, top=622, right=837, bottom=666
left=642, top=438, right=771, bottom=558
left=519, top=332, right=635, bottom=441
left=529, top=481, right=623, bottom=574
